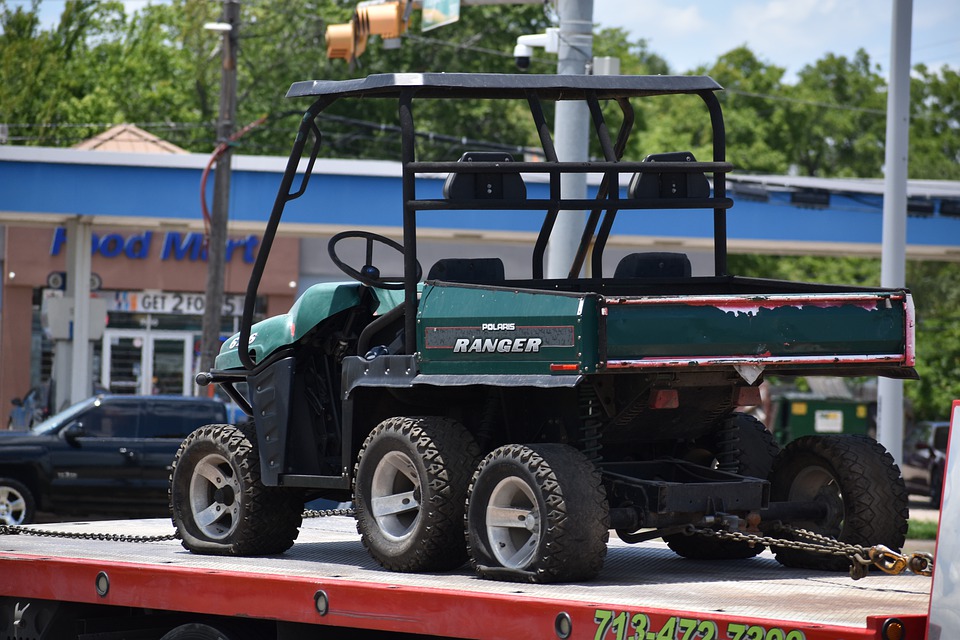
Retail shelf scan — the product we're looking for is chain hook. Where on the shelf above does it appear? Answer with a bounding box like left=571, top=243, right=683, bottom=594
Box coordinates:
left=868, top=545, right=909, bottom=575
left=908, top=552, right=934, bottom=576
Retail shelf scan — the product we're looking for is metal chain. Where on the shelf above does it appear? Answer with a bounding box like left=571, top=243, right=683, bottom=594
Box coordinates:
left=0, top=509, right=356, bottom=543
left=691, top=525, right=934, bottom=579
left=303, top=508, right=355, bottom=518
left=0, top=524, right=176, bottom=543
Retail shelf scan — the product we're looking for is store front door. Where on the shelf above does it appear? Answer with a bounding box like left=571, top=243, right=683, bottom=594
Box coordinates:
left=101, top=330, right=193, bottom=396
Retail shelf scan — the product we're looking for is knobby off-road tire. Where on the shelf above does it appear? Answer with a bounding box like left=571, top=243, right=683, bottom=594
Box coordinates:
left=665, top=413, right=779, bottom=560
left=768, top=434, right=908, bottom=571
left=354, top=416, right=480, bottom=572
left=466, top=443, right=610, bottom=583
left=170, top=423, right=303, bottom=556
left=0, top=477, right=35, bottom=525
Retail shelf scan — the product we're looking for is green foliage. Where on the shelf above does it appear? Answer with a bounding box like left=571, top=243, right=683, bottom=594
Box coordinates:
left=785, top=50, right=887, bottom=177
left=906, top=518, right=938, bottom=540
left=909, top=64, right=960, bottom=180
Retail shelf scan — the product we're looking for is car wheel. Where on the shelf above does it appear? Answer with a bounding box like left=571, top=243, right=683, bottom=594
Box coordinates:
left=768, top=434, right=908, bottom=571
left=354, top=416, right=480, bottom=572
left=664, top=413, right=779, bottom=560
left=466, top=443, right=609, bottom=583
left=170, top=423, right=303, bottom=555
left=0, top=478, right=35, bottom=525
left=931, top=464, right=944, bottom=509
left=159, top=622, right=262, bottom=640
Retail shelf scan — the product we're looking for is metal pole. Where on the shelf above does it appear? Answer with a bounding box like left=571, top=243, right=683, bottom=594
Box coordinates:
left=877, top=0, right=912, bottom=466
left=546, top=0, right=593, bottom=279
left=200, top=0, right=239, bottom=379
left=66, top=217, right=93, bottom=405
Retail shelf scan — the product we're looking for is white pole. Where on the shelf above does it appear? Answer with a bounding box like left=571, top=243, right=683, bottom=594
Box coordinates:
left=877, top=0, right=913, bottom=466
left=66, top=217, right=93, bottom=405
left=546, top=0, right=593, bottom=279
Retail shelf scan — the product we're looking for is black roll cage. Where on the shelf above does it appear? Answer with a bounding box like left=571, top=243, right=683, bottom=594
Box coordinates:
left=238, top=73, right=731, bottom=370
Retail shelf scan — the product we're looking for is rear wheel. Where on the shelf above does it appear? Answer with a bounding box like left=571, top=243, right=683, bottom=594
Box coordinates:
left=768, top=434, right=908, bottom=571
left=664, top=413, right=778, bottom=559
left=354, top=416, right=480, bottom=572
left=159, top=622, right=265, bottom=640
left=931, top=464, right=944, bottom=509
left=466, top=443, right=609, bottom=583
left=170, top=423, right=303, bottom=555
left=0, top=478, right=34, bottom=525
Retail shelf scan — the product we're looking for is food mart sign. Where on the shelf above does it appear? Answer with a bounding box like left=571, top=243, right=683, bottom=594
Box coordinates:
left=50, top=228, right=259, bottom=263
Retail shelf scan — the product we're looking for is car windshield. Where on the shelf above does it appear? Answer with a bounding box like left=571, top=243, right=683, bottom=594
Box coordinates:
left=30, top=397, right=100, bottom=435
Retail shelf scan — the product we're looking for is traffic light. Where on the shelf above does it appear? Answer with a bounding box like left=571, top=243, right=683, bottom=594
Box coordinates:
left=326, top=16, right=366, bottom=61
left=357, top=1, right=408, bottom=39
left=326, top=1, right=409, bottom=62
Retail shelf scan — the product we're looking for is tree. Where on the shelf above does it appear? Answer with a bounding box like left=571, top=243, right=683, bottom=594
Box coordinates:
left=910, top=64, right=960, bottom=180
left=784, top=50, right=887, bottom=177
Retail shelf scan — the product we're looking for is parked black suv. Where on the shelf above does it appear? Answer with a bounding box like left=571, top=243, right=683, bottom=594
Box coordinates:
left=0, top=395, right=227, bottom=525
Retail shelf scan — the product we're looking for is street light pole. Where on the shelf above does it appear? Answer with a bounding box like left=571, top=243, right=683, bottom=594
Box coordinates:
left=200, top=0, right=240, bottom=379
left=877, top=0, right=913, bottom=465
left=546, top=0, right=594, bottom=279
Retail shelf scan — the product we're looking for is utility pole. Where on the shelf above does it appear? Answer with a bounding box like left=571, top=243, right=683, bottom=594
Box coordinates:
left=200, top=0, right=240, bottom=379
left=877, top=0, right=913, bottom=465
left=546, top=0, right=594, bottom=278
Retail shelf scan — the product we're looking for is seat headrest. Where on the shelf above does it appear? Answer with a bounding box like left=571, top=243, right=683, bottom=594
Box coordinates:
left=443, top=152, right=526, bottom=201
left=427, top=257, right=505, bottom=283
left=614, top=252, right=692, bottom=279
left=629, top=151, right=711, bottom=199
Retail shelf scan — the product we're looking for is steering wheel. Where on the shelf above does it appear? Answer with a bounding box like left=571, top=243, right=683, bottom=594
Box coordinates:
left=327, top=231, right=421, bottom=290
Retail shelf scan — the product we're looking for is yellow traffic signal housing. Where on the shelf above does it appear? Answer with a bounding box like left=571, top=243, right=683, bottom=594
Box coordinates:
left=326, top=22, right=355, bottom=60
left=358, top=1, right=408, bottom=39
left=326, top=1, right=409, bottom=61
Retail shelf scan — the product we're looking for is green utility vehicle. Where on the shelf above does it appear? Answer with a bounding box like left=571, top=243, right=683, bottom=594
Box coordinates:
left=172, top=74, right=916, bottom=583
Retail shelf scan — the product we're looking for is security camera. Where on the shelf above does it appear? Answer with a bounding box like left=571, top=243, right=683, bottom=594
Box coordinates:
left=513, top=43, right=533, bottom=70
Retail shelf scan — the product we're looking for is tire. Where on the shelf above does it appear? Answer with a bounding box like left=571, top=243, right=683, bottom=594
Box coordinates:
left=664, top=413, right=779, bottom=560
left=354, top=416, right=480, bottom=572
left=0, top=478, right=35, bottom=525
left=930, top=464, right=944, bottom=509
left=768, top=434, right=908, bottom=571
left=170, top=423, right=303, bottom=556
left=159, top=622, right=256, bottom=640
left=466, top=443, right=609, bottom=583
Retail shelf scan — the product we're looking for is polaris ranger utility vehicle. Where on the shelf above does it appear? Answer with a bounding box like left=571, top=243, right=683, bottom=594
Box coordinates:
left=172, top=73, right=916, bottom=583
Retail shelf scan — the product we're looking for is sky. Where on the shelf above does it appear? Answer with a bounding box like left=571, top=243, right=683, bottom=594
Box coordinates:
left=591, top=0, right=960, bottom=82
left=22, top=0, right=960, bottom=83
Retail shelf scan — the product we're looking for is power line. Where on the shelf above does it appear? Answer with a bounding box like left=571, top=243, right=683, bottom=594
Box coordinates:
left=724, top=89, right=887, bottom=116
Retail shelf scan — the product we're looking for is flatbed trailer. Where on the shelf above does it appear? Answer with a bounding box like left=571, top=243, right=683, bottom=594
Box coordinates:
left=0, top=515, right=935, bottom=640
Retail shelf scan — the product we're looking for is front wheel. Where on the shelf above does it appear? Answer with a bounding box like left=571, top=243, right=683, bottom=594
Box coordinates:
left=931, top=464, right=944, bottom=509
left=466, top=443, right=609, bottom=583
left=170, top=423, right=303, bottom=555
left=768, top=434, right=908, bottom=571
left=0, top=478, right=35, bottom=525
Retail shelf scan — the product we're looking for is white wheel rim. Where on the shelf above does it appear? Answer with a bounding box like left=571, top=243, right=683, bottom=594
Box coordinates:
left=485, top=476, right=541, bottom=569
left=188, top=453, right=242, bottom=540
left=370, top=450, right=421, bottom=541
left=0, top=486, right=27, bottom=525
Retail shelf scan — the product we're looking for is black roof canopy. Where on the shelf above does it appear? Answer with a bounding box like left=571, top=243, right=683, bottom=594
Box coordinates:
left=286, top=72, right=723, bottom=101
